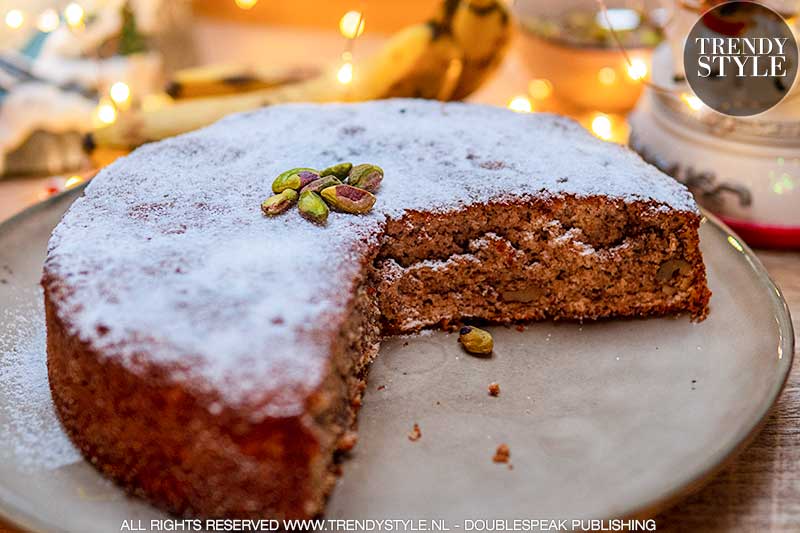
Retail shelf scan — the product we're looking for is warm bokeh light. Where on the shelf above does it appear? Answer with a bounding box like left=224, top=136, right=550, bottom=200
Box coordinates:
left=627, top=59, right=648, bottom=81
left=528, top=79, right=552, bottom=100
left=65, top=175, right=83, bottom=188
left=681, top=92, right=703, bottom=111
left=339, top=11, right=365, bottom=38
left=234, top=0, right=258, bottom=9
left=37, top=8, right=60, bottom=32
left=5, top=9, right=24, bottom=29
left=64, top=3, right=84, bottom=28
left=95, top=101, right=117, bottom=125
left=507, top=95, right=532, bottom=113
left=110, top=81, right=131, bottom=105
left=597, top=67, right=617, bottom=85
left=337, top=62, right=353, bottom=84
left=595, top=8, right=641, bottom=32
left=591, top=114, right=612, bottom=140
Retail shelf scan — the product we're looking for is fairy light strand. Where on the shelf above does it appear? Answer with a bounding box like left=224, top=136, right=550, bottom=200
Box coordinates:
left=336, top=10, right=365, bottom=90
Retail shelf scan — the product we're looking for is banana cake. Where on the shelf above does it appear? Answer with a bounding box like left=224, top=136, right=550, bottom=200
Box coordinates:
left=43, top=99, right=710, bottom=519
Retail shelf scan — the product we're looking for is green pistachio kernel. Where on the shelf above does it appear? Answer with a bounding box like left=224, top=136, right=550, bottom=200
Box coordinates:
left=320, top=184, right=376, bottom=214
left=297, top=190, right=329, bottom=225
left=458, top=326, right=493, bottom=355
left=261, top=189, right=298, bottom=216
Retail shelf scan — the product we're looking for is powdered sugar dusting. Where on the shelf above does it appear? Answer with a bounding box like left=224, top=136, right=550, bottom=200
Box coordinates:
left=44, top=99, right=698, bottom=418
left=0, top=287, right=80, bottom=470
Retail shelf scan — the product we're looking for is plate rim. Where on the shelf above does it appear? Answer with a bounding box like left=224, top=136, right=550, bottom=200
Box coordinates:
left=620, top=210, right=795, bottom=519
left=0, top=188, right=794, bottom=531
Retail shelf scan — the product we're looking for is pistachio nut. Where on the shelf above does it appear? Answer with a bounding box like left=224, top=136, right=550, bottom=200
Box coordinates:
left=300, top=175, right=342, bottom=194
left=261, top=189, right=298, bottom=216
left=298, top=190, right=329, bottom=225
left=320, top=184, right=376, bottom=214
left=347, top=163, right=383, bottom=192
left=458, top=326, right=493, bottom=355
left=320, top=162, right=353, bottom=180
left=272, top=167, right=319, bottom=193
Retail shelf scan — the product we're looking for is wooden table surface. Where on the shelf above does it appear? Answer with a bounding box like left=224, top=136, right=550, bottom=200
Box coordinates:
left=0, top=19, right=797, bottom=533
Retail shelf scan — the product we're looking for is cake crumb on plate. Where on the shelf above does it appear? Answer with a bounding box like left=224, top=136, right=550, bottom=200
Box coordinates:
left=408, top=423, right=422, bottom=442
left=493, top=444, right=510, bottom=463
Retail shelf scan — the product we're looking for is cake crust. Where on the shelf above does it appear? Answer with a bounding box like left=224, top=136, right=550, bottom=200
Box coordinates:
left=43, top=99, right=710, bottom=518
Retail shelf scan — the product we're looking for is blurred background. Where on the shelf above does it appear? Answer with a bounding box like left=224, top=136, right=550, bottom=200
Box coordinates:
left=0, top=0, right=797, bottom=247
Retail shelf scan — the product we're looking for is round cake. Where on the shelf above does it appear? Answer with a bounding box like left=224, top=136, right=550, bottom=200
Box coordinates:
left=43, top=99, right=710, bottom=518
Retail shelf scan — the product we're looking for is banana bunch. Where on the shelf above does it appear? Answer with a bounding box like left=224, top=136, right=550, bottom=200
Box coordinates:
left=89, top=0, right=512, bottom=150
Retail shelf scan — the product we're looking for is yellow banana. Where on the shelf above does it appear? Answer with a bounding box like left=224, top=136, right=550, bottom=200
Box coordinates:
left=448, top=0, right=513, bottom=99
left=165, top=64, right=320, bottom=99
left=89, top=0, right=511, bottom=150
left=90, top=24, right=434, bottom=148
left=382, top=32, right=463, bottom=100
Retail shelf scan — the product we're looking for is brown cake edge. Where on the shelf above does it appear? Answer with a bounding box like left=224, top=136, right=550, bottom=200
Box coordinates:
left=44, top=276, right=381, bottom=519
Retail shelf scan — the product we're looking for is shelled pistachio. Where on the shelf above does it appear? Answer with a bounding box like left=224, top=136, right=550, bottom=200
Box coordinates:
left=320, top=184, right=376, bottom=214
left=458, top=326, right=493, bottom=355
left=261, top=189, right=298, bottom=216
left=347, top=163, right=383, bottom=192
left=272, top=168, right=319, bottom=193
left=298, top=190, right=329, bottom=225
left=300, top=175, right=342, bottom=194
left=320, top=162, right=353, bottom=180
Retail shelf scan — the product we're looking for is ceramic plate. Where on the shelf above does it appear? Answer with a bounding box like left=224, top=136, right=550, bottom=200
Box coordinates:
left=0, top=187, right=793, bottom=532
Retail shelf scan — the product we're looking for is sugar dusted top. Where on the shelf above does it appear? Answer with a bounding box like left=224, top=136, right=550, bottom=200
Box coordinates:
left=43, top=99, right=697, bottom=418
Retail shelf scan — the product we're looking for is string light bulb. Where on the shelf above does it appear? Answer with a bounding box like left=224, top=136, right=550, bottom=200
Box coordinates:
left=591, top=113, right=613, bottom=140
left=626, top=59, right=648, bottom=81
left=234, top=0, right=258, bottom=9
left=337, top=62, right=354, bottom=84
left=94, top=100, right=117, bottom=126
left=109, top=81, right=131, bottom=105
left=339, top=11, right=365, bottom=38
left=681, top=92, right=703, bottom=111
left=37, top=8, right=60, bottom=32
left=528, top=79, right=552, bottom=100
left=64, top=3, right=84, bottom=28
left=5, top=9, right=24, bottom=29
left=508, top=95, right=532, bottom=113
left=65, top=175, right=83, bottom=188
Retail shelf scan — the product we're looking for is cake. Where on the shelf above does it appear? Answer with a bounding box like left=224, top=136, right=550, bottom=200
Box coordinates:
left=43, top=99, right=710, bottom=519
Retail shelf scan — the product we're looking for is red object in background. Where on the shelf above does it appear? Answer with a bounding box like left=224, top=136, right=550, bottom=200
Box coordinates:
left=701, top=11, right=748, bottom=37
left=719, top=215, right=800, bottom=250
left=700, top=0, right=750, bottom=36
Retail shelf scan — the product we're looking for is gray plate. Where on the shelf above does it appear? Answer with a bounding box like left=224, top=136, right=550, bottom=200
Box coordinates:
left=0, top=187, right=794, bottom=532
